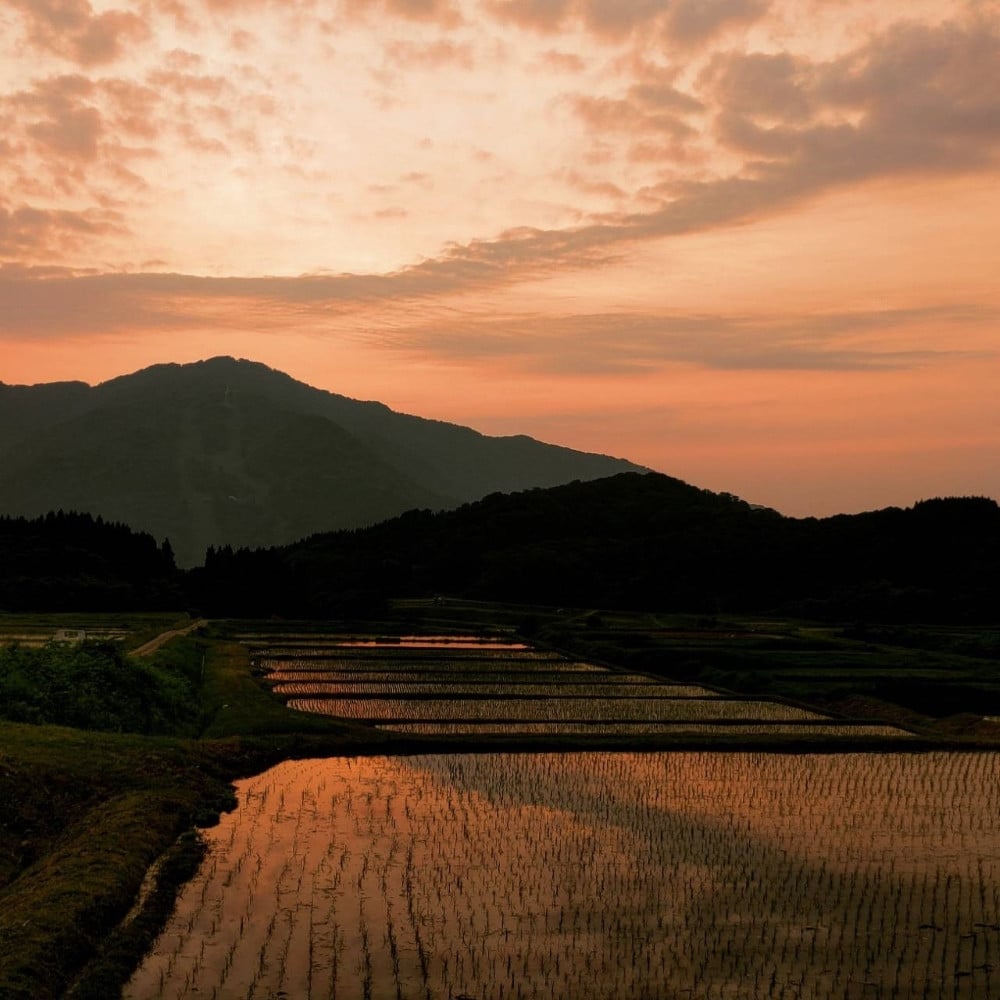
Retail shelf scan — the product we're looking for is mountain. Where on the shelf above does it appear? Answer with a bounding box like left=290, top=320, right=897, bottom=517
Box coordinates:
left=191, top=472, right=1000, bottom=623
left=0, top=357, right=645, bottom=565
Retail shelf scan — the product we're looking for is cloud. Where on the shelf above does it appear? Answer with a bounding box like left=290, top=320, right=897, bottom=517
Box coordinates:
left=384, top=38, right=475, bottom=70
left=818, top=19, right=1000, bottom=146
left=700, top=51, right=811, bottom=120
left=487, top=0, right=767, bottom=42
left=146, top=68, right=228, bottom=98
left=569, top=91, right=700, bottom=140
left=1, top=72, right=162, bottom=181
left=98, top=78, right=160, bottom=139
left=537, top=15, right=1000, bottom=264
left=488, top=0, right=663, bottom=38
left=0, top=204, right=124, bottom=258
left=341, top=0, right=462, bottom=25
left=27, top=103, right=102, bottom=159
left=4, top=73, right=105, bottom=159
left=701, top=23, right=1000, bottom=200
left=0, top=265, right=423, bottom=338
left=1, top=12, right=995, bottom=334
left=665, top=0, right=768, bottom=46
left=540, top=48, right=585, bottom=72
left=577, top=0, right=667, bottom=39
left=385, top=305, right=1000, bottom=374
left=4, top=0, right=149, bottom=65
left=487, top=0, right=571, bottom=32
left=2, top=260, right=994, bottom=383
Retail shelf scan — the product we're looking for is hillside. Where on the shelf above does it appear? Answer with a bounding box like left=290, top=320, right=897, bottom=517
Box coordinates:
left=0, top=357, right=644, bottom=565
left=191, top=473, right=1000, bottom=623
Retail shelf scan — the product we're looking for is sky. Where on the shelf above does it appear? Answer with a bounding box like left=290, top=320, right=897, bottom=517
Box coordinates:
left=1, top=0, right=998, bottom=517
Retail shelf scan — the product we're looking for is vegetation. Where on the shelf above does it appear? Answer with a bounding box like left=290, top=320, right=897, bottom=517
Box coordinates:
left=4, top=475, right=997, bottom=632
left=0, top=639, right=202, bottom=735
left=0, top=721, right=236, bottom=1000
left=191, top=474, right=1000, bottom=624
left=0, top=511, right=182, bottom=611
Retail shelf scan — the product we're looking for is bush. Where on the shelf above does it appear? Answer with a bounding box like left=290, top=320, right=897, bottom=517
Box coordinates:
left=0, top=640, right=201, bottom=735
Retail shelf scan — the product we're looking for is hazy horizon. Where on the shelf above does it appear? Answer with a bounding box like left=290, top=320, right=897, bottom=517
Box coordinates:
left=2, top=0, right=997, bottom=518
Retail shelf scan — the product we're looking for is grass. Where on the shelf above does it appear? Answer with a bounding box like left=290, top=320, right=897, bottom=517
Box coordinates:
left=0, top=723, right=236, bottom=999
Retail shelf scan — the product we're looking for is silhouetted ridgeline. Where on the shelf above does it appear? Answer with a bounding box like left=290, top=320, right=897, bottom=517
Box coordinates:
left=189, top=473, right=1000, bottom=623
left=0, top=511, right=182, bottom=610
left=0, top=357, right=644, bottom=566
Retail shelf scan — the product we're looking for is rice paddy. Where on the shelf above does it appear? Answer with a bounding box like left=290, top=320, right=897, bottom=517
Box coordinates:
left=125, top=751, right=1000, bottom=1000
left=286, top=696, right=830, bottom=723
left=254, top=633, right=916, bottom=742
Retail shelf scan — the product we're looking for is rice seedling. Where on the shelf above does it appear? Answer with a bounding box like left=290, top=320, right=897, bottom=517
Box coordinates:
left=125, top=751, right=1000, bottom=999
left=270, top=681, right=717, bottom=698
left=373, top=722, right=916, bottom=738
left=251, top=633, right=863, bottom=741
left=285, top=696, right=828, bottom=723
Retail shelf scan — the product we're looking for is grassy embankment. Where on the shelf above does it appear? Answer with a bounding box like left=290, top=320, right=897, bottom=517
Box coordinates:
left=0, top=623, right=388, bottom=1000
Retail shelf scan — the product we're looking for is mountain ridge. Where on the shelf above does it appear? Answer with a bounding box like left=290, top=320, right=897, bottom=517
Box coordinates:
left=0, top=356, right=647, bottom=565
left=190, top=471, right=1000, bottom=623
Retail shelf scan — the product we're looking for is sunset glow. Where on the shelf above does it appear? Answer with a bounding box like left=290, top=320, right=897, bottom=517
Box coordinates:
left=2, top=0, right=998, bottom=515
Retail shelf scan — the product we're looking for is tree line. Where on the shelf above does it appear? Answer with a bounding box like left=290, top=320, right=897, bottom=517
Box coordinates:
left=3, top=476, right=998, bottom=623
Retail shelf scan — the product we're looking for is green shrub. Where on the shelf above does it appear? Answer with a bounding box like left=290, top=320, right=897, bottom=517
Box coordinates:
left=0, top=640, right=201, bottom=735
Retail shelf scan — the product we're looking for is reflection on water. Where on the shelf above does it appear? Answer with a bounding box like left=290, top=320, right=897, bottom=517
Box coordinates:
left=126, top=752, right=1000, bottom=1000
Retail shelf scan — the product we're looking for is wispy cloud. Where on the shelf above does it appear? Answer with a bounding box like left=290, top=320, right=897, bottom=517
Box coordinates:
left=0, top=205, right=125, bottom=259
left=2, top=259, right=993, bottom=377
left=378, top=305, right=1000, bottom=373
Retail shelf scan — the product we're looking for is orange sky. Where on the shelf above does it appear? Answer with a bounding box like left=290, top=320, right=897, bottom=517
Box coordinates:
left=1, top=0, right=998, bottom=516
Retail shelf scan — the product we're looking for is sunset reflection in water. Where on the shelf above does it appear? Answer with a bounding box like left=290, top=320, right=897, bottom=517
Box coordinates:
left=127, top=752, right=1000, bottom=1000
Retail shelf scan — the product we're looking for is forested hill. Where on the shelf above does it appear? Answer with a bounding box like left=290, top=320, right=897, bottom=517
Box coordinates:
left=190, top=473, right=1000, bottom=623
left=0, top=357, right=644, bottom=566
left=0, top=511, right=182, bottom=610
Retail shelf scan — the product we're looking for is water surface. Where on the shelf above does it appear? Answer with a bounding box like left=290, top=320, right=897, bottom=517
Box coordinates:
left=127, top=752, right=1000, bottom=999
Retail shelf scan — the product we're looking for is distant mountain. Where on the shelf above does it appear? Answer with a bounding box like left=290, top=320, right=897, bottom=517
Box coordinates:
left=191, top=473, right=1000, bottom=623
left=0, top=357, right=645, bottom=565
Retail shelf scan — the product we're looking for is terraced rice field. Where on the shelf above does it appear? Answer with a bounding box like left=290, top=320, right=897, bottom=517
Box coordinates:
left=377, top=721, right=912, bottom=737
left=288, top=695, right=830, bottom=723
left=254, top=633, right=916, bottom=742
left=125, top=751, right=1000, bottom=999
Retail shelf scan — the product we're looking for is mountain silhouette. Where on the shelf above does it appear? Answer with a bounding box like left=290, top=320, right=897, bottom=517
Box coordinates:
left=0, top=357, right=645, bottom=565
left=191, top=472, right=1000, bottom=624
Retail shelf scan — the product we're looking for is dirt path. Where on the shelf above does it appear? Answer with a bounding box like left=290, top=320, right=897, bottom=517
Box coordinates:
left=132, top=619, right=206, bottom=657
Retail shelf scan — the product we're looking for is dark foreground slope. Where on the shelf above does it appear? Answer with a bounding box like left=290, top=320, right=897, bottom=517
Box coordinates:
left=0, top=357, right=644, bottom=566
left=192, top=472, right=1000, bottom=623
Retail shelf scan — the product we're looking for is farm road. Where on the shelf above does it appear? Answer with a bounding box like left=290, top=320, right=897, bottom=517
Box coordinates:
left=132, top=619, right=207, bottom=657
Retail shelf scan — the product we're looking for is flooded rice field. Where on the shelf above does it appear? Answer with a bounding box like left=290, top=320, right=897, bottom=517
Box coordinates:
left=254, top=633, right=916, bottom=741
left=122, top=635, right=994, bottom=997
left=126, top=751, right=1000, bottom=1000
